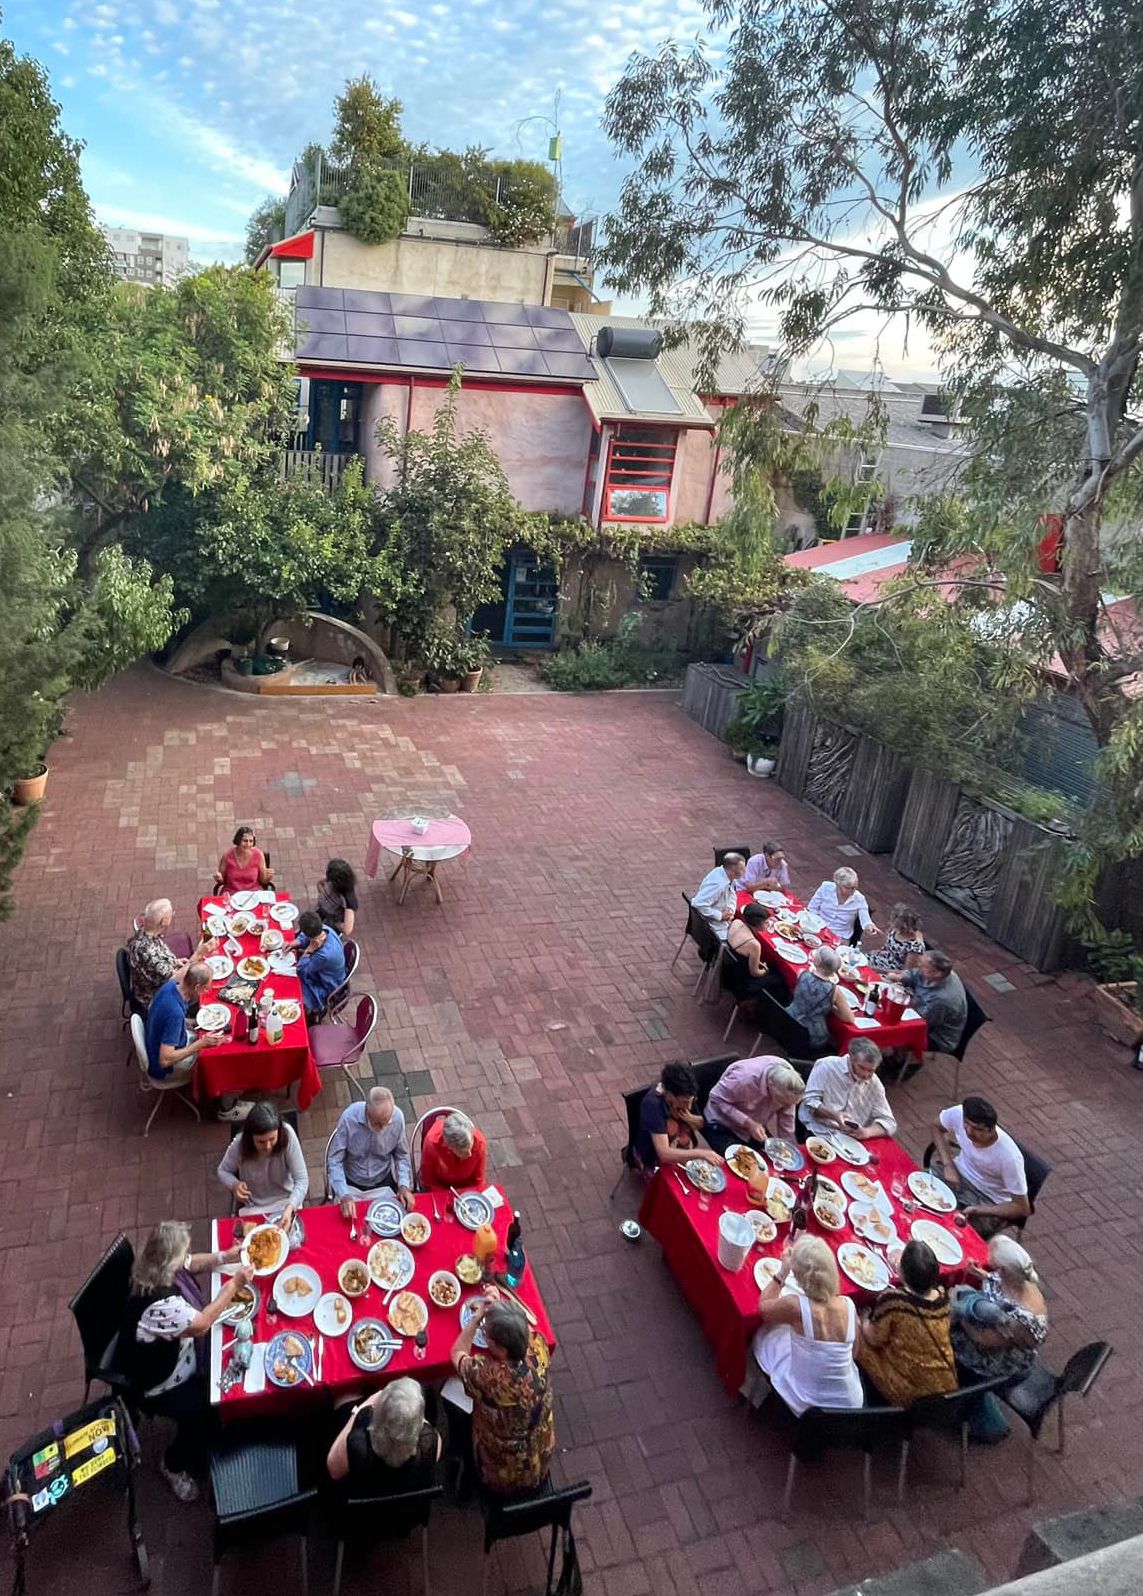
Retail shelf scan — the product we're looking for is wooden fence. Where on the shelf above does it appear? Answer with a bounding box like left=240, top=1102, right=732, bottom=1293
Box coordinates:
left=682, top=662, right=749, bottom=740
left=777, top=706, right=912, bottom=854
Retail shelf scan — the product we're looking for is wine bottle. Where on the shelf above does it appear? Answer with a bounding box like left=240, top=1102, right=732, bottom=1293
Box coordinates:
left=505, top=1210, right=525, bottom=1287
left=247, top=1002, right=260, bottom=1045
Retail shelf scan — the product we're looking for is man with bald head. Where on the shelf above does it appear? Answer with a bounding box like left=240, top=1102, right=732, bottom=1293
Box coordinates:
left=327, top=1086, right=414, bottom=1216
left=125, top=898, right=214, bottom=1008
left=693, top=853, right=746, bottom=941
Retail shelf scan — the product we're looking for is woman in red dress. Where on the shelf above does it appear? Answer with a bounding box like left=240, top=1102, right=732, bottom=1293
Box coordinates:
left=214, top=825, right=273, bottom=893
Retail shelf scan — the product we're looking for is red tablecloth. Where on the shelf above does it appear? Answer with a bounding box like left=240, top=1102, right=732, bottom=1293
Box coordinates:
left=638, top=1138, right=988, bottom=1393
left=210, top=1193, right=555, bottom=1419
left=735, top=889, right=929, bottom=1059
left=192, top=894, right=321, bottom=1111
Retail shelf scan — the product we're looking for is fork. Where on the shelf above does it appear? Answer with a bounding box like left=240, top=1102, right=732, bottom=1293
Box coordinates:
left=674, top=1172, right=691, bottom=1198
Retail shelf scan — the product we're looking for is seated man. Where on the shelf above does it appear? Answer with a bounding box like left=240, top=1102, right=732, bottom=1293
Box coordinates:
left=931, top=1095, right=1030, bottom=1239
left=742, top=840, right=791, bottom=893
left=294, top=909, right=347, bottom=1017
left=634, top=1062, right=723, bottom=1174
left=144, top=963, right=222, bottom=1082
left=420, top=1110, right=488, bottom=1191
left=327, top=1087, right=414, bottom=1215
left=897, top=950, right=968, bottom=1055
left=692, top=853, right=745, bottom=941
left=703, top=1056, right=806, bottom=1155
left=126, top=899, right=214, bottom=1009
left=801, top=1038, right=897, bottom=1141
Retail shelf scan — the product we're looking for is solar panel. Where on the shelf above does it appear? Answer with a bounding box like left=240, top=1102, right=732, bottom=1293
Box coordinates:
left=298, top=332, right=350, bottom=362
left=524, top=305, right=570, bottom=328
left=545, top=352, right=597, bottom=379
left=296, top=307, right=349, bottom=335
left=388, top=293, right=438, bottom=317
left=445, top=343, right=502, bottom=373
left=605, top=357, right=683, bottom=414
left=481, top=301, right=532, bottom=326
left=343, top=289, right=392, bottom=314
left=397, top=339, right=449, bottom=368
left=295, top=285, right=339, bottom=309
left=492, top=324, right=540, bottom=350
left=435, top=299, right=487, bottom=323
left=393, top=316, right=442, bottom=340
left=344, top=311, right=396, bottom=338
left=346, top=335, right=400, bottom=365
left=496, top=348, right=549, bottom=376
left=534, top=327, right=585, bottom=354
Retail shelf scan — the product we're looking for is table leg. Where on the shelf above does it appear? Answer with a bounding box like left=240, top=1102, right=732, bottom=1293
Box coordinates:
left=427, top=862, right=443, bottom=905
left=387, top=856, right=405, bottom=883
left=398, top=857, right=413, bottom=905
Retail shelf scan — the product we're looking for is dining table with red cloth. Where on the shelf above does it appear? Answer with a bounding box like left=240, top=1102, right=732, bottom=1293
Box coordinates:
left=735, top=888, right=929, bottom=1059
left=192, top=892, right=321, bottom=1111
left=638, top=1137, right=988, bottom=1394
left=208, top=1191, right=556, bottom=1420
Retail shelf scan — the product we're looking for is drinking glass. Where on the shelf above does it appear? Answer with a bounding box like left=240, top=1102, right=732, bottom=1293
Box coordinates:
left=890, top=1175, right=905, bottom=1203
left=697, top=1189, right=711, bottom=1212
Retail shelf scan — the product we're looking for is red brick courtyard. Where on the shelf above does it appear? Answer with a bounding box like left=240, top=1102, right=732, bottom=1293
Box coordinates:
left=0, top=665, right=1139, bottom=1596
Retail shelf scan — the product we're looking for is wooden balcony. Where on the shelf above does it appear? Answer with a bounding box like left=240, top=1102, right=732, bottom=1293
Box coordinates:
left=280, top=449, right=356, bottom=492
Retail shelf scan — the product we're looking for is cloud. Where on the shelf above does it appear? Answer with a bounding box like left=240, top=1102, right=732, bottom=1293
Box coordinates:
left=93, top=203, right=244, bottom=246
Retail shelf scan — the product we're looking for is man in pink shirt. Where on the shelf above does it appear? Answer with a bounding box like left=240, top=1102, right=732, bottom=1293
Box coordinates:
left=702, top=1056, right=807, bottom=1155
left=742, top=841, right=791, bottom=893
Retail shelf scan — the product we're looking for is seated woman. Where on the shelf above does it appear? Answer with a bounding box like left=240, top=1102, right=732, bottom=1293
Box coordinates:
left=857, top=1240, right=957, bottom=1407
left=633, top=1061, right=723, bottom=1175
left=950, top=1235, right=1048, bottom=1442
left=317, top=857, right=358, bottom=937
left=868, top=903, right=926, bottom=974
left=216, top=1100, right=308, bottom=1227
left=727, top=904, right=793, bottom=1001
left=807, top=867, right=880, bottom=944
left=214, top=825, right=273, bottom=894
left=420, top=1110, right=488, bottom=1190
left=327, top=1376, right=441, bottom=1494
left=785, top=946, right=855, bottom=1051
left=118, top=1221, right=250, bottom=1502
left=749, top=1236, right=863, bottom=1413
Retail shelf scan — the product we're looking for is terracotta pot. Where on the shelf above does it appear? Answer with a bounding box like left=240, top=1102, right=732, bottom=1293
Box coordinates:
left=12, top=764, right=48, bottom=805
left=461, top=667, right=483, bottom=693
left=1093, top=982, right=1143, bottom=1047
left=438, top=675, right=461, bottom=694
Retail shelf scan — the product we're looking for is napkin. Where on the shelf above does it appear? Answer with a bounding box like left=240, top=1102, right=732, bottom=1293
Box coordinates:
left=440, top=1375, right=473, bottom=1414
left=482, top=1186, right=504, bottom=1211
left=849, top=1015, right=881, bottom=1029
left=269, top=952, right=297, bottom=975
left=258, top=891, right=277, bottom=905
left=243, top=1343, right=266, bottom=1394
left=903, top=1007, right=922, bottom=1021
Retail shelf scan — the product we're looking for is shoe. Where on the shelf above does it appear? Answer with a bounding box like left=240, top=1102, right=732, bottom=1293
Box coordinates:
left=217, top=1099, right=256, bottom=1122
left=160, top=1464, right=199, bottom=1503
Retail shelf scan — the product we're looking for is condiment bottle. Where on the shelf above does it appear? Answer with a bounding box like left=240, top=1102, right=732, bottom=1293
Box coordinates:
left=474, top=1222, right=498, bottom=1273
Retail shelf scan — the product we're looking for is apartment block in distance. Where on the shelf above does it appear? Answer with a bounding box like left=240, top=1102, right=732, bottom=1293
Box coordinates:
left=100, top=225, right=190, bottom=288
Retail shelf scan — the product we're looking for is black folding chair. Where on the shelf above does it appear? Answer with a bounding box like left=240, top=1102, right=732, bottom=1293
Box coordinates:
left=68, top=1233, right=135, bottom=1404
left=749, top=989, right=832, bottom=1062
left=116, top=949, right=143, bottom=1028
left=717, top=944, right=767, bottom=1042
left=209, top=1433, right=316, bottom=1596
left=1001, top=1341, right=1113, bottom=1501
left=480, top=1478, right=592, bottom=1596
left=608, top=1082, right=653, bottom=1199
left=782, top=1404, right=909, bottom=1516
left=690, top=1053, right=737, bottom=1114
left=331, top=1481, right=443, bottom=1596
left=713, top=846, right=752, bottom=868
left=907, top=982, right=991, bottom=1095
left=922, top=1138, right=1050, bottom=1235
left=900, top=1375, right=1011, bottom=1491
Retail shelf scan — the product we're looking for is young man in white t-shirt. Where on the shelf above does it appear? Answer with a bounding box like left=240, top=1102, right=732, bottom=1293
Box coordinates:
left=931, top=1095, right=1031, bottom=1239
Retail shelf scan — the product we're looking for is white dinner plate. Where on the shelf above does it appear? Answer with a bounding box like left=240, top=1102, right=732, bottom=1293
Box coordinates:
left=269, top=952, right=298, bottom=976
left=194, top=1002, right=230, bottom=1032
left=752, top=891, right=789, bottom=908
left=273, top=1263, right=322, bottom=1317
left=313, top=1291, right=354, bottom=1336
left=229, top=891, right=260, bottom=912
left=724, top=1145, right=767, bottom=1181
left=237, top=956, right=270, bottom=981
left=275, top=999, right=302, bottom=1026
left=270, top=902, right=299, bottom=926
left=849, top=1201, right=898, bottom=1246
left=754, top=1257, right=783, bottom=1289
left=241, top=1223, right=290, bottom=1277
left=829, top=1131, right=872, bottom=1166
left=771, top=939, right=810, bottom=964
left=207, top=915, right=229, bottom=939
left=840, top=1170, right=890, bottom=1211
left=205, top=955, right=233, bottom=981
left=910, top=1218, right=964, bottom=1266
left=797, top=911, right=826, bottom=934
left=908, top=1170, right=958, bottom=1214
left=837, top=1242, right=891, bottom=1292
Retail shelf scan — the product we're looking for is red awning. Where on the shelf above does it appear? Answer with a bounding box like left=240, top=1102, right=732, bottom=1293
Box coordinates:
left=270, top=230, right=314, bottom=259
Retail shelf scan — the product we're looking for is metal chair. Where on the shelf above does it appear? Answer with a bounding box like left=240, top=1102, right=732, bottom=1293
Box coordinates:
left=669, top=892, right=698, bottom=974
left=308, top=995, right=378, bottom=1100
left=208, top=1433, right=316, bottom=1596
left=690, top=1053, right=737, bottom=1114
left=324, top=936, right=360, bottom=1021
left=68, top=1233, right=135, bottom=1403
left=717, top=943, right=764, bottom=1041
left=480, top=1478, right=592, bottom=1596
left=749, top=989, right=832, bottom=1061
left=331, top=1481, right=443, bottom=1596
left=899, top=1375, right=1011, bottom=1491
left=116, top=948, right=143, bottom=1029
left=782, top=1403, right=909, bottom=1516
left=410, top=1104, right=466, bottom=1189
left=713, top=845, right=752, bottom=868
left=127, top=1013, right=202, bottom=1136
left=689, top=909, right=727, bottom=1002
left=608, top=1082, right=654, bottom=1199
left=922, top=1138, right=1050, bottom=1235
left=1001, top=1342, right=1113, bottom=1500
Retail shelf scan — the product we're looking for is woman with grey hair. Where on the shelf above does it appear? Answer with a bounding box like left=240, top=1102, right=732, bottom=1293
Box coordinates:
left=419, top=1108, right=488, bottom=1190
left=327, top=1376, right=441, bottom=1491
left=450, top=1287, right=555, bottom=1496
left=951, top=1236, right=1048, bottom=1441
left=784, top=944, right=856, bottom=1050
left=807, top=867, right=880, bottom=944
left=118, top=1221, right=250, bottom=1502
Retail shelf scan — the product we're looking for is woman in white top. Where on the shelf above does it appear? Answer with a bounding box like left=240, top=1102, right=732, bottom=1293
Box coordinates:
left=750, top=1236, right=863, bottom=1414
left=808, top=868, right=880, bottom=944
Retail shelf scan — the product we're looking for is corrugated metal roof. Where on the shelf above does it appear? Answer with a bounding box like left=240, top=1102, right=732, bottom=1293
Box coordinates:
left=570, top=314, right=764, bottom=426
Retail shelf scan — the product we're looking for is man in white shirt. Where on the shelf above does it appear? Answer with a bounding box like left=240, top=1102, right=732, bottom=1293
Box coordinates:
left=807, top=867, right=880, bottom=943
left=801, top=1039, right=897, bottom=1140
left=692, top=853, right=746, bottom=940
left=931, top=1095, right=1030, bottom=1238
left=742, top=841, right=791, bottom=893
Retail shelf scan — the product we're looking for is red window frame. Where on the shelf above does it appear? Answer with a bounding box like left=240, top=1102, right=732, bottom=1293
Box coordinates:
left=602, top=425, right=678, bottom=523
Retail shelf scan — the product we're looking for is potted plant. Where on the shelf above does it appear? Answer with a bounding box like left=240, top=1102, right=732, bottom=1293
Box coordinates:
left=746, top=741, right=780, bottom=778
left=1085, top=934, right=1143, bottom=1047
left=13, top=762, right=49, bottom=805
left=458, top=632, right=493, bottom=693
left=420, top=621, right=467, bottom=692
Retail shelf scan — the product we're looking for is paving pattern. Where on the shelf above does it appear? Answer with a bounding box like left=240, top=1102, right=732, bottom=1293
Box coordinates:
left=0, top=665, right=1139, bottom=1596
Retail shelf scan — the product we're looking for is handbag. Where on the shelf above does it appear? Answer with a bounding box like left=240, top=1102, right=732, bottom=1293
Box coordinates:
left=552, top=1527, right=583, bottom=1596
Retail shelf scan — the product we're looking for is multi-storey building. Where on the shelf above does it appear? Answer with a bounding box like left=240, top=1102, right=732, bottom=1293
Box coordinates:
left=100, top=226, right=190, bottom=288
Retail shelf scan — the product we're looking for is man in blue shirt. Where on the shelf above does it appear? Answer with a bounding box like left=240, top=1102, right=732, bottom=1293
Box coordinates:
left=144, top=964, right=222, bottom=1080
left=295, top=910, right=347, bottom=1017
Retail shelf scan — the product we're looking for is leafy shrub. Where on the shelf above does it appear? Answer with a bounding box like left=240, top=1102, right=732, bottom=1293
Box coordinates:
left=339, top=166, right=409, bottom=244
left=540, top=643, right=627, bottom=691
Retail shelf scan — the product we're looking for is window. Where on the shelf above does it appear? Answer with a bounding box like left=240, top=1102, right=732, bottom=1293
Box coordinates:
left=277, top=258, right=306, bottom=289
left=602, top=425, right=677, bottom=522
left=636, top=554, right=679, bottom=603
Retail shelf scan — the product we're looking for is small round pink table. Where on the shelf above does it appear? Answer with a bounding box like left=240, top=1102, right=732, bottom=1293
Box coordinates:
left=364, top=815, right=472, bottom=905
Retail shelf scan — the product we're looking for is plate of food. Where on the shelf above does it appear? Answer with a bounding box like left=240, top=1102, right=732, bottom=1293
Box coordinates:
left=837, top=1242, right=891, bottom=1292
left=849, top=1202, right=898, bottom=1246
left=752, top=891, right=789, bottom=908
left=829, top=1131, right=872, bottom=1166
left=460, top=1296, right=490, bottom=1348
left=338, top=1259, right=370, bottom=1298
left=268, top=952, right=298, bottom=976
left=205, top=955, right=234, bottom=982
left=428, top=1270, right=461, bottom=1309
left=805, top=1136, right=837, bottom=1165
left=453, top=1191, right=494, bottom=1231
left=194, top=1002, right=230, bottom=1033
left=754, top=1256, right=783, bottom=1289
left=347, top=1318, right=397, bottom=1373
left=908, top=1170, right=958, bottom=1214
left=771, top=939, right=810, bottom=964
left=401, top=1212, right=432, bottom=1247
left=227, top=913, right=253, bottom=937
left=455, top=1253, right=483, bottom=1286
left=797, top=910, right=826, bottom=934
left=274, top=998, right=302, bottom=1026
left=242, top=1223, right=290, bottom=1277
left=207, top=914, right=229, bottom=939
left=270, top=901, right=300, bottom=927
left=314, top=1291, right=353, bottom=1336
left=266, top=1329, right=313, bottom=1388
left=743, top=1209, right=777, bottom=1245
left=237, top=955, right=269, bottom=981
left=814, top=1175, right=845, bottom=1205
left=813, top=1196, right=846, bottom=1231
left=367, top=1238, right=415, bottom=1292
left=366, top=1196, right=404, bottom=1237
left=388, top=1290, right=428, bottom=1338
left=684, top=1159, right=727, bottom=1193
left=725, top=1145, right=767, bottom=1181
left=259, top=927, right=285, bottom=951
left=910, top=1217, right=963, bottom=1266
left=272, top=1263, right=322, bottom=1316
left=764, top=1138, right=806, bottom=1174
left=841, top=1170, right=889, bottom=1208
left=765, top=1177, right=797, bottom=1224
left=220, top=1281, right=259, bottom=1326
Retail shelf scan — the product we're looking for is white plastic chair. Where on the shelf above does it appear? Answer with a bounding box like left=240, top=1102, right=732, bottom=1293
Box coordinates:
left=128, top=1014, right=202, bottom=1136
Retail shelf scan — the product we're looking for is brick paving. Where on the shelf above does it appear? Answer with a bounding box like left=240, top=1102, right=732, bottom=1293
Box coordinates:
left=0, top=665, right=1140, bottom=1595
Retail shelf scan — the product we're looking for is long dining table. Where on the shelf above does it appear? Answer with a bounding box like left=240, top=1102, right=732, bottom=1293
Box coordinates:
left=638, top=1137, right=988, bottom=1393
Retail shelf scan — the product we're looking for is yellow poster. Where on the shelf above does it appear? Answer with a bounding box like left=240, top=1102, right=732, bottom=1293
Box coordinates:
left=72, top=1447, right=117, bottom=1486
left=64, top=1417, right=116, bottom=1459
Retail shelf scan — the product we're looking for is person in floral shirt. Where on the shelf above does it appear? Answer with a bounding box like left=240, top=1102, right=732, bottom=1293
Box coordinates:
left=126, top=899, right=213, bottom=1008
left=451, top=1289, right=554, bottom=1496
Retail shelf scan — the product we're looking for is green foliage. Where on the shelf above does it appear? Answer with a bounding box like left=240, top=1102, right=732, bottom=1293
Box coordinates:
left=540, top=642, right=627, bottom=692
left=723, top=675, right=788, bottom=756
left=1082, top=932, right=1143, bottom=995
left=339, top=166, right=409, bottom=245
left=480, top=159, right=557, bottom=247
left=330, top=76, right=405, bottom=167
left=244, top=196, right=286, bottom=264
